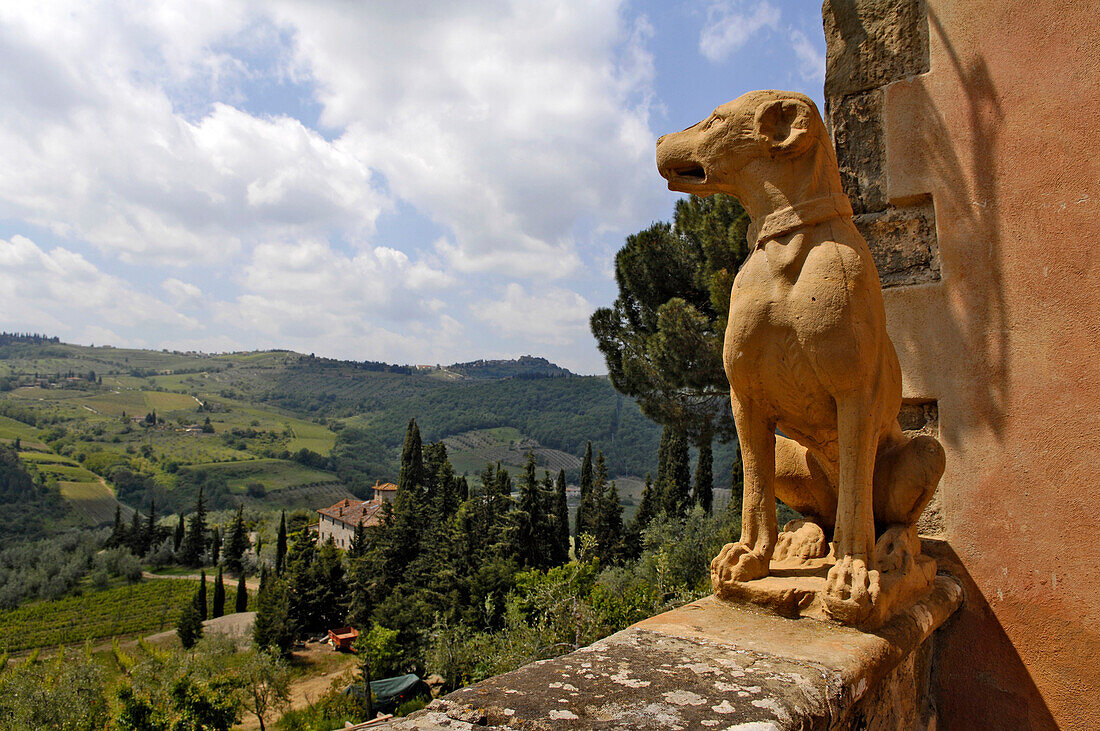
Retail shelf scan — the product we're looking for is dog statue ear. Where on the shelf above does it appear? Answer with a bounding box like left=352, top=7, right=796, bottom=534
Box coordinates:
left=753, top=97, right=814, bottom=157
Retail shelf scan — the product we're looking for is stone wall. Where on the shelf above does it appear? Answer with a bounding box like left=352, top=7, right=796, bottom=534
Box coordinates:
left=822, top=1, right=1100, bottom=728
left=385, top=579, right=962, bottom=730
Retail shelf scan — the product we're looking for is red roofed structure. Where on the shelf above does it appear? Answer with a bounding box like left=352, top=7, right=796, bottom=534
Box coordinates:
left=316, top=497, right=385, bottom=549
left=372, top=480, right=398, bottom=503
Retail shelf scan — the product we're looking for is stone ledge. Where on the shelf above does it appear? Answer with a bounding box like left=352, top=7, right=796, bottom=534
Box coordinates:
left=383, top=575, right=962, bottom=730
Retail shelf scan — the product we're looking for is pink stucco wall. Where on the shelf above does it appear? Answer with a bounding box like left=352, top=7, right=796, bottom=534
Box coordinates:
left=875, top=2, right=1099, bottom=727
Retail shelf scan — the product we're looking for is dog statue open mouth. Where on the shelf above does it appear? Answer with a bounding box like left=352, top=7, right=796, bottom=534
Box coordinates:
left=657, top=90, right=946, bottom=629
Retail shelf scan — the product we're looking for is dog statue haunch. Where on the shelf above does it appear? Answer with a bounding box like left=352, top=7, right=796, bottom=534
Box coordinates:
left=656, top=91, right=945, bottom=629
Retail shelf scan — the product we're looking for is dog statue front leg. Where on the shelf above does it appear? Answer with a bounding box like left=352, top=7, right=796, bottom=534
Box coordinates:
left=824, top=391, right=881, bottom=623
left=711, top=396, right=776, bottom=595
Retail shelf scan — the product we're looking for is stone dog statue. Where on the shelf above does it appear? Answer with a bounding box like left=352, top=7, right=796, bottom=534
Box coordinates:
left=656, top=90, right=945, bottom=628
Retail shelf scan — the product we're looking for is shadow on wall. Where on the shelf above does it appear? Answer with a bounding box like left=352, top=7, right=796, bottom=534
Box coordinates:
left=923, top=540, right=1059, bottom=730
left=886, top=8, right=1009, bottom=448
left=902, top=9, right=1054, bottom=730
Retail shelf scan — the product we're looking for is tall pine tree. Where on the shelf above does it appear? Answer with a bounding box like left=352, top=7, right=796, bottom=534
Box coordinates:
left=253, top=575, right=294, bottom=656
left=235, top=572, right=248, bottom=613
left=378, top=418, right=426, bottom=591
left=196, top=570, right=208, bottom=621
left=144, top=498, right=158, bottom=553
left=179, top=488, right=207, bottom=567
left=127, top=508, right=143, bottom=555
left=656, top=426, right=691, bottom=517
left=553, top=468, right=570, bottom=563
left=574, top=442, right=596, bottom=550
left=516, top=452, right=543, bottom=569
left=224, top=505, right=250, bottom=575
left=596, top=479, right=624, bottom=564
left=693, top=434, right=713, bottom=513
left=174, top=513, right=185, bottom=552
left=177, top=591, right=203, bottom=650
left=275, top=510, right=287, bottom=575
left=212, top=567, right=225, bottom=619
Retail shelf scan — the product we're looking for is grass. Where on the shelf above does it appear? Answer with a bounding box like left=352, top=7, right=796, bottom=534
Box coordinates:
left=0, top=580, right=197, bottom=652
left=0, top=414, right=45, bottom=444
left=59, top=480, right=130, bottom=525
left=19, top=451, right=101, bottom=482
left=443, top=427, right=581, bottom=478
left=181, top=458, right=337, bottom=491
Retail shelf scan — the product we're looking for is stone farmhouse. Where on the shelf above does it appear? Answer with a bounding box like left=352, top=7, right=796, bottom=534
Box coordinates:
left=315, top=481, right=397, bottom=549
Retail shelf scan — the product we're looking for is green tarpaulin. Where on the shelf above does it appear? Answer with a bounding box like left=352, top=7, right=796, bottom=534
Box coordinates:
left=343, top=673, right=426, bottom=709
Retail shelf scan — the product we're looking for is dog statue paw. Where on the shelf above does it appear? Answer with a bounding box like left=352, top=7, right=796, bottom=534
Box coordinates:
left=823, top=555, right=880, bottom=624
left=711, top=541, right=770, bottom=594
left=773, top=520, right=830, bottom=563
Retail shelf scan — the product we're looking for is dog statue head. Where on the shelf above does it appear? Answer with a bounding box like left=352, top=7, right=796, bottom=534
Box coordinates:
left=656, top=90, right=843, bottom=224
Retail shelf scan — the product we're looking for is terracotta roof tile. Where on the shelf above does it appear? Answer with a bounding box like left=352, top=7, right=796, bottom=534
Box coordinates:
left=317, top=498, right=385, bottom=528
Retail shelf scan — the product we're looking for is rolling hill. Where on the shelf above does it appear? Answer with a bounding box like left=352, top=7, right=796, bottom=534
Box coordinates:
left=0, top=334, right=741, bottom=525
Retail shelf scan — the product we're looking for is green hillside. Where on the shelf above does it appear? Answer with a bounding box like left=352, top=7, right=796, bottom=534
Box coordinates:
left=0, top=334, right=740, bottom=521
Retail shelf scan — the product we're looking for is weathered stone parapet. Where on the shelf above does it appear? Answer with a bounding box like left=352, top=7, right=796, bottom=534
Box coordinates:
left=383, top=575, right=962, bottom=730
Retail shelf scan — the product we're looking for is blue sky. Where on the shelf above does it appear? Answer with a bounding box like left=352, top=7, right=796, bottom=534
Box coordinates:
left=0, top=1, right=825, bottom=374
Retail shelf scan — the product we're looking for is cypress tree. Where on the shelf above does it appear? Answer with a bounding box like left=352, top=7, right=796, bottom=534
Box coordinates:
left=596, top=478, right=624, bottom=564
left=693, top=434, right=713, bottom=513
left=423, top=441, right=448, bottom=512
left=349, top=520, right=367, bottom=559
left=210, top=527, right=221, bottom=565
left=179, top=487, right=207, bottom=566
left=574, top=442, right=595, bottom=546
left=657, top=426, right=691, bottom=517
left=553, top=468, right=569, bottom=563
left=382, top=419, right=425, bottom=585
left=174, top=513, right=185, bottom=552
left=517, top=452, right=542, bottom=568
left=144, top=498, right=157, bottom=553
left=625, top=472, right=657, bottom=559
left=224, top=505, right=250, bottom=575
left=727, top=456, right=744, bottom=526
left=397, top=418, right=424, bottom=500
left=434, top=452, right=459, bottom=519
left=235, top=572, right=248, bottom=613
left=345, top=554, right=373, bottom=630
left=591, top=451, right=622, bottom=562
left=479, top=462, right=497, bottom=524
left=634, top=473, right=656, bottom=531
left=312, top=541, right=348, bottom=632
left=109, top=505, right=124, bottom=548
left=253, top=576, right=294, bottom=657
left=196, top=570, right=207, bottom=621
left=177, top=591, right=203, bottom=650
left=275, top=510, right=287, bottom=575
left=212, top=567, right=225, bottom=618
left=128, top=508, right=143, bottom=555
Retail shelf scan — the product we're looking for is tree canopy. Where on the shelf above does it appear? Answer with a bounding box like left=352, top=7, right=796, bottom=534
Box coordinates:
left=590, top=194, right=751, bottom=446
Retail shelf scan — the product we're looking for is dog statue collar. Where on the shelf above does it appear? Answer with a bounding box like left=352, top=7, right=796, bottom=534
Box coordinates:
left=749, top=192, right=855, bottom=248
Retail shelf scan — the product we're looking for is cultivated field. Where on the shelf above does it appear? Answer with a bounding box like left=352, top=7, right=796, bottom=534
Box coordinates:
left=444, top=427, right=582, bottom=479
left=0, top=579, right=197, bottom=652
left=59, top=480, right=131, bottom=525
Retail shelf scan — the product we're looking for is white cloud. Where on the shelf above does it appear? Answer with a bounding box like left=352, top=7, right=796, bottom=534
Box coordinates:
left=0, top=1, right=667, bottom=368
left=698, top=1, right=781, bottom=62
left=162, top=278, right=204, bottom=307
left=473, top=283, right=592, bottom=345
left=0, top=235, right=197, bottom=337
left=0, top=3, right=387, bottom=266
left=790, top=29, right=826, bottom=85
left=270, top=0, right=661, bottom=277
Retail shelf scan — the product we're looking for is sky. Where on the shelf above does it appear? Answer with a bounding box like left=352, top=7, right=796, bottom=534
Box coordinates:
left=0, top=1, right=826, bottom=374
